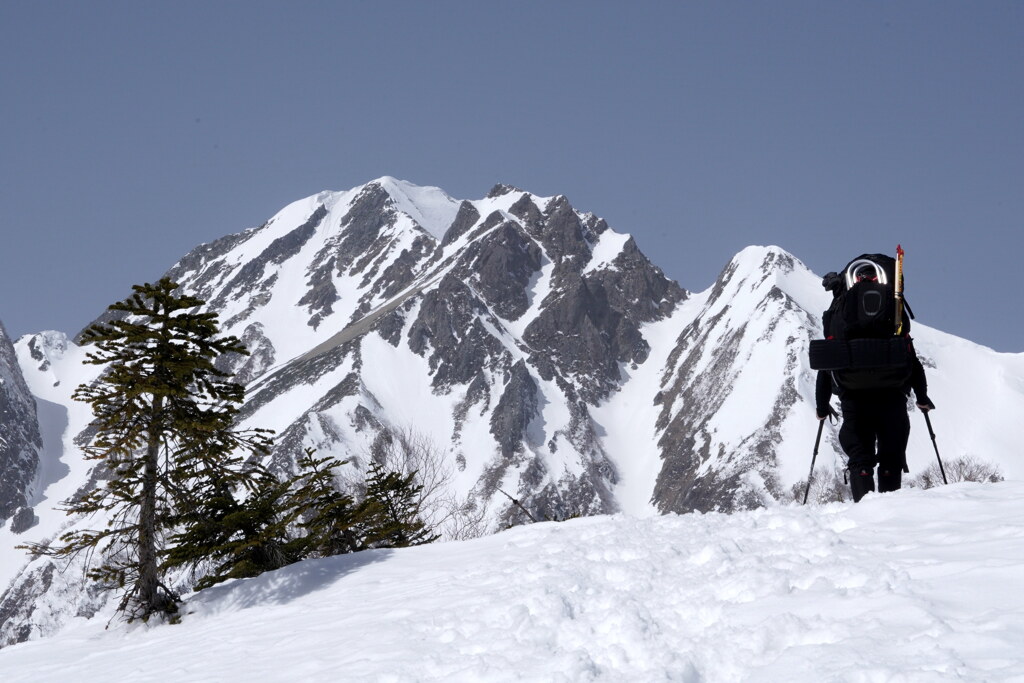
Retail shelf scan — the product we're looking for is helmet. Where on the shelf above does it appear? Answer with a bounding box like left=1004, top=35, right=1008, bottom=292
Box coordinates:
left=855, top=264, right=878, bottom=282
left=843, top=258, right=888, bottom=288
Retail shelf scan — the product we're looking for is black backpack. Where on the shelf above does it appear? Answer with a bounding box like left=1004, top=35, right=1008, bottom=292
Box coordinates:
left=809, top=253, right=916, bottom=390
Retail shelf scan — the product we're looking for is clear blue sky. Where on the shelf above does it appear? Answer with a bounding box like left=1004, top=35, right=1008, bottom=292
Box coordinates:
left=2, top=1, right=1021, bottom=351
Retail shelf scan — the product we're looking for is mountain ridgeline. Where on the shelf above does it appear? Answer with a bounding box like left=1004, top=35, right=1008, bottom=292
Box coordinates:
left=131, top=178, right=693, bottom=523
left=121, top=177, right=800, bottom=522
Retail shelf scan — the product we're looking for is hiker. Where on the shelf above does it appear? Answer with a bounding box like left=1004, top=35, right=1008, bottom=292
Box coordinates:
left=816, top=353, right=933, bottom=502
left=809, top=255, right=935, bottom=502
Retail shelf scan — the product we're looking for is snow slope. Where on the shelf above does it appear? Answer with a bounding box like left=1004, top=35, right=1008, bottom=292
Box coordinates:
left=1, top=481, right=1021, bottom=682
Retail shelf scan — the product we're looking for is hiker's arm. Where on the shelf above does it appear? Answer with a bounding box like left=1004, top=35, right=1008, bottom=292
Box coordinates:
left=815, top=370, right=835, bottom=420
left=909, top=353, right=934, bottom=411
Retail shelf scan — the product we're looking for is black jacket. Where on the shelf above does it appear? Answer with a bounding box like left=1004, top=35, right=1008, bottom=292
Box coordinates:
left=816, top=352, right=930, bottom=418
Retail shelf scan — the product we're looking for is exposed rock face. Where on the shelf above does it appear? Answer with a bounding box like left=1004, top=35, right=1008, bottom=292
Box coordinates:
left=0, top=557, right=106, bottom=649
left=489, top=360, right=540, bottom=459
left=0, top=320, right=41, bottom=523
left=596, top=237, right=680, bottom=320
left=8, top=506, right=37, bottom=534
left=216, top=322, right=276, bottom=386
left=0, top=563, right=54, bottom=646
left=214, top=204, right=327, bottom=312
left=163, top=227, right=271, bottom=301
left=525, top=273, right=644, bottom=402
left=441, top=201, right=482, bottom=247
left=465, top=220, right=543, bottom=321
left=24, top=333, right=67, bottom=375
left=407, top=274, right=510, bottom=391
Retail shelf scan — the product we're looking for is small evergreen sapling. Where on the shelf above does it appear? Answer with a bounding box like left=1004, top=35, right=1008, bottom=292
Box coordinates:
left=362, top=461, right=439, bottom=548
left=288, top=449, right=367, bottom=558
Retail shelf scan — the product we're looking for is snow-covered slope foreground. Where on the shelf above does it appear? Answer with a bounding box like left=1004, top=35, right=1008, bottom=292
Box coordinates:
left=1, top=481, right=1021, bottom=682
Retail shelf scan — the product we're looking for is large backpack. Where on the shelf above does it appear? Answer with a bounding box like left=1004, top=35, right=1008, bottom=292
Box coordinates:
left=809, top=252, right=916, bottom=390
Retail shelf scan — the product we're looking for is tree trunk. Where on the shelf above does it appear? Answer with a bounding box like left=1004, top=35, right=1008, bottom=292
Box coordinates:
left=136, top=395, right=163, bottom=618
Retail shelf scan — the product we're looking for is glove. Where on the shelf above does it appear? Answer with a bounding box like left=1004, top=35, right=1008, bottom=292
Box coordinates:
left=817, top=404, right=839, bottom=421
left=916, top=396, right=935, bottom=412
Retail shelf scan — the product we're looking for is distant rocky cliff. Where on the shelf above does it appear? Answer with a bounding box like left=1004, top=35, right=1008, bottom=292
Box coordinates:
left=0, top=320, right=41, bottom=531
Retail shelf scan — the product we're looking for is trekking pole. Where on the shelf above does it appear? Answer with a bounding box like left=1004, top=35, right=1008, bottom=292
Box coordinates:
left=802, top=420, right=826, bottom=505
left=922, top=411, right=948, bottom=485
left=497, top=488, right=539, bottom=523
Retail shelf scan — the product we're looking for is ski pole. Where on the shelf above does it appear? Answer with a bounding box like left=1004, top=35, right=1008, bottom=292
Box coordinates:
left=497, top=488, right=539, bottom=523
left=802, top=419, right=826, bottom=505
left=922, top=412, right=948, bottom=485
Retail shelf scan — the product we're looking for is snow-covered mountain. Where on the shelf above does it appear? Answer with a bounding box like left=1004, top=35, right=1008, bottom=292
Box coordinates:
left=1, top=481, right=1023, bottom=681
left=2, top=177, right=1023, bottom=648
left=57, top=177, right=693, bottom=523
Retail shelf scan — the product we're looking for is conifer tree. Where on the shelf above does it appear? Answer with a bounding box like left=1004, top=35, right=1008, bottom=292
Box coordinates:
left=362, top=461, right=439, bottom=548
left=164, top=463, right=299, bottom=590
left=170, top=448, right=442, bottom=585
left=22, top=279, right=271, bottom=620
left=165, top=448, right=366, bottom=588
left=288, top=449, right=368, bottom=558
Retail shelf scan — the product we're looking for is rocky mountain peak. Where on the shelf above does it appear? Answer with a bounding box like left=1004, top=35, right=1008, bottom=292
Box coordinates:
left=486, top=183, right=523, bottom=198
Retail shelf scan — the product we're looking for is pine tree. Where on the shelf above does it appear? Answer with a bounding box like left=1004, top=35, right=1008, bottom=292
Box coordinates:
left=362, top=461, right=439, bottom=548
left=163, top=449, right=443, bottom=589
left=288, top=449, right=367, bottom=558
left=21, top=279, right=271, bottom=620
left=166, top=448, right=367, bottom=588
left=164, top=464, right=299, bottom=590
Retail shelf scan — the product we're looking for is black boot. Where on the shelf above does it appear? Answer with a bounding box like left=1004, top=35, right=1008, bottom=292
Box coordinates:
left=849, top=467, right=875, bottom=502
left=878, top=468, right=902, bottom=493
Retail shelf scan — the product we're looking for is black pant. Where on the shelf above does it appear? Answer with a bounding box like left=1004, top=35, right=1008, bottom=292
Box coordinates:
left=838, top=390, right=910, bottom=475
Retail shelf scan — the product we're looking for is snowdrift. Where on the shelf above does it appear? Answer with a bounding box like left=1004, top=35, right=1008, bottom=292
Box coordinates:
left=1, top=481, right=1022, bottom=682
